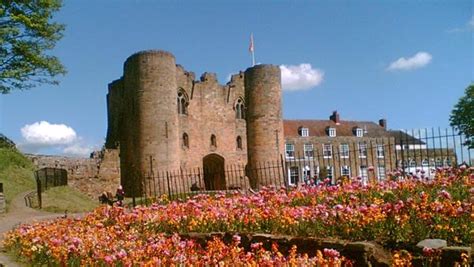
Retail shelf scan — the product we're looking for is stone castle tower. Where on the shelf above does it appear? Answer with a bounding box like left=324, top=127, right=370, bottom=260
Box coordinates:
left=105, top=50, right=284, bottom=195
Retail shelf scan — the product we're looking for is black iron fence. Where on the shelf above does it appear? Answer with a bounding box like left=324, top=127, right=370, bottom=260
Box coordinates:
left=34, top=167, right=68, bottom=208
left=140, top=157, right=286, bottom=202
left=136, top=127, right=472, bottom=202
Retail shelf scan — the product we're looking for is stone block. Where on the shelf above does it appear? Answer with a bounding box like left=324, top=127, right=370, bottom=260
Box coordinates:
left=416, top=239, right=447, bottom=249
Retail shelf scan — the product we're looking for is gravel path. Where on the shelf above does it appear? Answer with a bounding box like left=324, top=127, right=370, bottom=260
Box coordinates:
left=0, top=191, right=82, bottom=266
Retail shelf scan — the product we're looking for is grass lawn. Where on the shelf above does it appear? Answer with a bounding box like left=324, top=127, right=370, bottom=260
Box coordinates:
left=0, top=148, right=36, bottom=211
left=39, top=186, right=99, bottom=213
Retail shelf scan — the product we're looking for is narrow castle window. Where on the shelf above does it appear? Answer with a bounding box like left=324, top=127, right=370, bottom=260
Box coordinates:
left=177, top=90, right=189, bottom=115
left=236, top=136, right=242, bottom=150
left=182, top=133, right=189, bottom=149
left=211, top=134, right=217, bottom=147
left=235, top=98, right=245, bottom=119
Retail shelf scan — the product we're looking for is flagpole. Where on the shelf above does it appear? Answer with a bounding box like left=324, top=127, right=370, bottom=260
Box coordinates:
left=252, top=49, right=255, bottom=67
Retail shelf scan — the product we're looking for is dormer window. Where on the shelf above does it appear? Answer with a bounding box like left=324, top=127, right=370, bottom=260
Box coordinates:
left=298, top=127, right=309, bottom=137
left=328, top=127, right=336, bottom=137
left=356, top=128, right=363, bottom=137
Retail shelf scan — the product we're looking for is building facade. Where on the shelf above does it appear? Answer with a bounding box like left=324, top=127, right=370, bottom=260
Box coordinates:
left=283, top=112, right=396, bottom=185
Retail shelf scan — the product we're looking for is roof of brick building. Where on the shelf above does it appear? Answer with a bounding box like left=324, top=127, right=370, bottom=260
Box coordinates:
left=283, top=119, right=389, bottom=138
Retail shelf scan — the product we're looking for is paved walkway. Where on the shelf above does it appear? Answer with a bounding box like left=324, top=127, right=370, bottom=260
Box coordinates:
left=0, top=191, right=80, bottom=266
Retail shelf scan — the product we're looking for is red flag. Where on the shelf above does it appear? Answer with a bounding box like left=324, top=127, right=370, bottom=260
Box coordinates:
left=249, top=34, right=254, bottom=53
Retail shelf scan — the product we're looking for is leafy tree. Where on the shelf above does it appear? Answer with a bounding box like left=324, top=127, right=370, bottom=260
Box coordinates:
left=450, top=84, right=474, bottom=148
left=0, top=0, right=66, bottom=94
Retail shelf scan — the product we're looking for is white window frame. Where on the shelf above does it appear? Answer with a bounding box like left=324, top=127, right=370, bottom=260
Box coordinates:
left=286, top=144, right=295, bottom=159
left=444, top=157, right=452, bottom=167
left=360, top=165, right=368, bottom=185
left=356, top=128, right=364, bottom=137
left=303, top=166, right=311, bottom=183
left=340, top=143, right=349, bottom=158
left=289, top=166, right=299, bottom=185
left=326, top=166, right=333, bottom=180
left=377, top=165, right=386, bottom=180
left=341, top=165, right=351, bottom=177
left=323, top=144, right=332, bottom=158
left=300, top=127, right=309, bottom=137
left=376, top=144, right=384, bottom=158
left=328, top=128, right=336, bottom=137
left=304, top=143, right=314, bottom=158
left=358, top=142, right=367, bottom=158
left=421, top=158, right=429, bottom=167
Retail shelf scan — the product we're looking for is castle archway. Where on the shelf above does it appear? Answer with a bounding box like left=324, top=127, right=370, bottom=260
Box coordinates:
left=203, top=154, right=226, bottom=190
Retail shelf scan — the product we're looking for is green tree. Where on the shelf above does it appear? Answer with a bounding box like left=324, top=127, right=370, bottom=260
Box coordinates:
left=450, top=84, right=474, bottom=148
left=0, top=0, right=66, bottom=94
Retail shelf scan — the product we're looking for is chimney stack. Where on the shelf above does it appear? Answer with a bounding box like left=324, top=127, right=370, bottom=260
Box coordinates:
left=379, top=119, right=387, bottom=129
left=330, top=111, right=340, bottom=124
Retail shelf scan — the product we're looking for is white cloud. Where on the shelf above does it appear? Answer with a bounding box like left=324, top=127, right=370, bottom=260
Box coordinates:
left=387, top=52, right=432, bottom=71
left=63, top=143, right=93, bottom=157
left=21, top=121, right=77, bottom=146
left=447, top=16, right=474, bottom=33
left=18, top=121, right=94, bottom=157
left=280, top=64, right=324, bottom=91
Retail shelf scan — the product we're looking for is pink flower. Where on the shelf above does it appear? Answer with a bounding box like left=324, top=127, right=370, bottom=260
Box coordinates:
left=438, top=190, right=452, bottom=200
left=233, top=234, right=241, bottom=244
left=323, top=248, right=340, bottom=258
left=104, top=255, right=114, bottom=263
left=251, top=242, right=262, bottom=250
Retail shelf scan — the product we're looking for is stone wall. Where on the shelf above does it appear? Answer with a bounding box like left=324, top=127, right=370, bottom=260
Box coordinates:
left=26, top=149, right=120, bottom=198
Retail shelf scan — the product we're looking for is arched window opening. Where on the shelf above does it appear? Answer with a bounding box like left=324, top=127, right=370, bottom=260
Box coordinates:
left=235, top=98, right=245, bottom=119
left=182, top=133, right=189, bottom=149
left=236, top=136, right=242, bottom=150
left=177, top=90, right=189, bottom=115
left=210, top=134, right=217, bottom=147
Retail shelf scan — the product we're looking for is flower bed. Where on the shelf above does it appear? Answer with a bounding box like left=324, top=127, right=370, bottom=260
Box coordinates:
left=3, top=168, right=473, bottom=265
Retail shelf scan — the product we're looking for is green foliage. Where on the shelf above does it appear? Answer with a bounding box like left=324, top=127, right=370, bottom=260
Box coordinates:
left=450, top=84, right=474, bottom=148
left=0, top=0, right=66, bottom=94
left=0, top=148, right=35, bottom=208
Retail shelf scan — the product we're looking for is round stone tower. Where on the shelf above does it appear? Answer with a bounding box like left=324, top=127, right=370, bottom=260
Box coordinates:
left=244, top=65, right=285, bottom=188
left=122, top=50, right=180, bottom=196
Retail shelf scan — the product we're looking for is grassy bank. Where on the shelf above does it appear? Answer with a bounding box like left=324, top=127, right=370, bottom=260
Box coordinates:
left=39, top=186, right=99, bottom=213
left=0, top=148, right=36, bottom=210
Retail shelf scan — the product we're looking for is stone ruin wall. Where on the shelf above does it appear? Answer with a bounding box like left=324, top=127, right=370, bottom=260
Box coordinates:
left=26, top=149, right=121, bottom=198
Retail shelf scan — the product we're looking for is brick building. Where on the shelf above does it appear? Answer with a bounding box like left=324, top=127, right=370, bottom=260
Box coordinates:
left=283, top=111, right=396, bottom=185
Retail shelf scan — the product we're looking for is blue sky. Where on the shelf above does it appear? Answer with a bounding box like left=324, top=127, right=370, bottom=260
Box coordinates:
left=0, top=0, right=472, bottom=156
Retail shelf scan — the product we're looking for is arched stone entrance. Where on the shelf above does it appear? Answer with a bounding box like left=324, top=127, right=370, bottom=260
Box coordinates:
left=203, top=154, right=226, bottom=190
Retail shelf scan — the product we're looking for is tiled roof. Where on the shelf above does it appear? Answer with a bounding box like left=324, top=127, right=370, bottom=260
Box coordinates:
left=283, top=120, right=389, bottom=138
left=386, top=130, right=426, bottom=145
